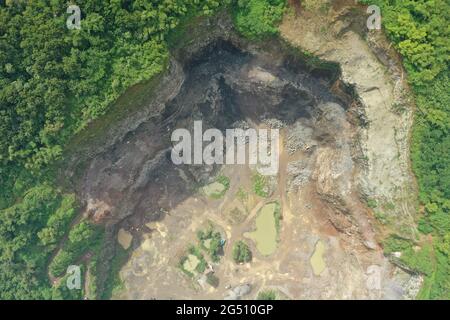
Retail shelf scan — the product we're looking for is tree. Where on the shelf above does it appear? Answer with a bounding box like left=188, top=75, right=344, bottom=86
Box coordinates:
left=232, top=240, right=252, bottom=263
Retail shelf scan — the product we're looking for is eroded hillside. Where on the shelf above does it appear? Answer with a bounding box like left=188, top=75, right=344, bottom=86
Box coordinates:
left=64, top=6, right=421, bottom=299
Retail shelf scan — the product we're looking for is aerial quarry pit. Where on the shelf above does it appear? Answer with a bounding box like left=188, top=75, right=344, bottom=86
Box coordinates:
left=65, top=3, right=421, bottom=300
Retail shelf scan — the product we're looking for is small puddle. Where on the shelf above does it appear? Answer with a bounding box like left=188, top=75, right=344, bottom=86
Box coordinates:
left=310, top=240, right=326, bottom=276
left=245, top=203, right=278, bottom=256
left=117, top=228, right=133, bottom=250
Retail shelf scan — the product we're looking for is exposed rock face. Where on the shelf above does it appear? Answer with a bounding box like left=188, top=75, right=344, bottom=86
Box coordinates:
left=280, top=3, right=418, bottom=238
left=73, top=25, right=347, bottom=229
left=278, top=1, right=420, bottom=299
left=285, top=119, right=316, bottom=154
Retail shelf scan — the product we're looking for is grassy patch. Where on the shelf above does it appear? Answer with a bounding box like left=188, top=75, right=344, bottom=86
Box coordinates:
left=382, top=235, right=412, bottom=255
left=178, top=256, right=195, bottom=278
left=252, top=172, right=269, bottom=198
left=374, top=211, right=390, bottom=225
left=203, top=175, right=231, bottom=199
left=48, top=221, right=103, bottom=278
left=232, top=0, right=286, bottom=39
left=257, top=289, right=277, bottom=300
left=236, top=187, right=249, bottom=202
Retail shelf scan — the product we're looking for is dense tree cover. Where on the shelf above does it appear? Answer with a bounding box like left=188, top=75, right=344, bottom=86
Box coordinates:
left=233, top=0, right=285, bottom=39
left=0, top=0, right=286, bottom=299
left=197, top=226, right=223, bottom=262
left=51, top=265, right=85, bottom=300
left=232, top=240, right=252, bottom=263
left=0, top=186, right=77, bottom=299
left=49, top=220, right=101, bottom=278
left=99, top=244, right=128, bottom=299
left=361, top=0, right=449, bottom=299
left=370, top=0, right=449, bottom=86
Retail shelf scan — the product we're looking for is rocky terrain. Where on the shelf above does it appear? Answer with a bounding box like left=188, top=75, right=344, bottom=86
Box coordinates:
left=65, top=5, right=420, bottom=300
left=280, top=0, right=418, bottom=237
